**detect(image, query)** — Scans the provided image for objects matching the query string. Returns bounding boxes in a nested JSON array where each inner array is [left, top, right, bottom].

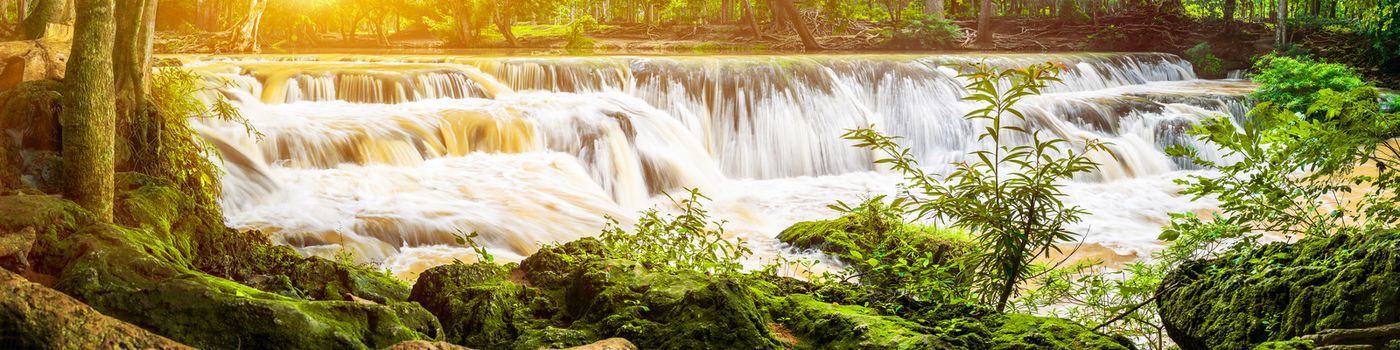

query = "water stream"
[[183, 53, 1253, 279]]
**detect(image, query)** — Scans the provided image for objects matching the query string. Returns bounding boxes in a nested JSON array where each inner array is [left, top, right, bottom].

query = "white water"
[[185, 53, 1252, 280]]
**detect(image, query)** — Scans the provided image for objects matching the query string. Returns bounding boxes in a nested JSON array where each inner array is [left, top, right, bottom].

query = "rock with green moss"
[[0, 267, 191, 349], [0, 174, 441, 349], [1158, 231, 1400, 350], [775, 294, 945, 349], [410, 237, 1132, 350], [777, 215, 970, 263], [410, 241, 784, 350]]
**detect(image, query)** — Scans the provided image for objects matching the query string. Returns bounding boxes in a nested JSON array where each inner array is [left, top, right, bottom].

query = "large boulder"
[[410, 238, 1133, 350], [1157, 231, 1400, 349], [0, 40, 65, 93], [0, 268, 189, 349], [0, 174, 442, 349]]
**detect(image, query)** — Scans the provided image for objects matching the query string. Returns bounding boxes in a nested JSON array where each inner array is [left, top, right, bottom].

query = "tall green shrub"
[[844, 62, 1109, 312]]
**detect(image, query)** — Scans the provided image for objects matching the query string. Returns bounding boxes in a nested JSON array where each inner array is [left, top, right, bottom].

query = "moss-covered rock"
[[410, 246, 783, 350], [0, 268, 190, 349], [410, 238, 1132, 350], [0, 174, 441, 349], [777, 215, 971, 264], [775, 294, 945, 349], [1157, 231, 1400, 350]]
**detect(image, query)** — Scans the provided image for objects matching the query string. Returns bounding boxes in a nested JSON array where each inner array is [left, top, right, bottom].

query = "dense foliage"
[[1249, 55, 1367, 112]]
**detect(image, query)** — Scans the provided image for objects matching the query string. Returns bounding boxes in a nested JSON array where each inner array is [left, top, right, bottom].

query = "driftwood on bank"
[[1302, 322, 1400, 349]]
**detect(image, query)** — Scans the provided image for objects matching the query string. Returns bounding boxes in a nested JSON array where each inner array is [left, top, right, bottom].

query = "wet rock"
[[0, 267, 190, 349], [1158, 231, 1400, 349]]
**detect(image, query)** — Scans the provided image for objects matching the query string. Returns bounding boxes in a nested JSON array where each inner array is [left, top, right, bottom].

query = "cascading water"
[[184, 53, 1252, 279]]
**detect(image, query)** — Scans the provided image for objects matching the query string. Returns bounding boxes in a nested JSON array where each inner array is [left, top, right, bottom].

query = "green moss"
[[409, 262, 549, 348], [0, 175, 441, 349], [1251, 339, 1314, 349], [1158, 231, 1400, 349], [776, 294, 943, 349], [519, 238, 603, 290], [778, 216, 969, 259], [979, 314, 1136, 350], [778, 217, 858, 254]]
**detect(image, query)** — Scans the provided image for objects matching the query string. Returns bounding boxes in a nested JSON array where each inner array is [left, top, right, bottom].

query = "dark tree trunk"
[[114, 0, 160, 175], [62, 0, 117, 222], [495, 12, 517, 47], [774, 0, 821, 50], [1224, 0, 1236, 34], [977, 0, 993, 46], [23, 0, 61, 39], [768, 0, 787, 30], [741, 0, 763, 39], [1276, 0, 1287, 46]]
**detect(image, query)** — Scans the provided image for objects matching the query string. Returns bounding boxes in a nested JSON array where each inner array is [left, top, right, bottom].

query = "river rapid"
[[180, 52, 1253, 280]]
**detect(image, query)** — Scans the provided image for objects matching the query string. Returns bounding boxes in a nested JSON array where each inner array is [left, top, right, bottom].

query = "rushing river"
[[181, 53, 1254, 280]]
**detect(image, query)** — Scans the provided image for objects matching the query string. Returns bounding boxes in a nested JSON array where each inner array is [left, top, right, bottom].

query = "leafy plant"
[[1016, 259, 1171, 350], [1250, 55, 1366, 114], [1184, 42, 1225, 77], [844, 62, 1109, 312], [451, 230, 497, 265], [887, 13, 962, 49], [596, 188, 751, 276], [1168, 85, 1400, 240], [146, 68, 257, 209], [564, 15, 598, 52]]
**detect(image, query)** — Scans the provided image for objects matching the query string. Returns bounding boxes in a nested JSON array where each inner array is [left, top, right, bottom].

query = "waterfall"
[[184, 53, 1253, 279]]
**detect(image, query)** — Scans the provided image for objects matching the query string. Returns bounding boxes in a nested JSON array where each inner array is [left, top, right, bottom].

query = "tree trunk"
[[774, 0, 821, 51], [769, 0, 787, 30], [62, 0, 117, 222], [741, 0, 763, 39], [16, 0, 27, 35], [977, 0, 993, 46], [224, 0, 266, 52], [495, 12, 517, 47], [23, 0, 61, 39], [1276, 0, 1287, 46], [115, 0, 159, 175], [1224, 0, 1236, 34], [925, 0, 946, 19]]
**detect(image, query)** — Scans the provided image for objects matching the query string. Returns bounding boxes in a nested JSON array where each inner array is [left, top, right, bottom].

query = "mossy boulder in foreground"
[[1158, 231, 1400, 349], [409, 238, 1134, 350], [0, 173, 441, 349]]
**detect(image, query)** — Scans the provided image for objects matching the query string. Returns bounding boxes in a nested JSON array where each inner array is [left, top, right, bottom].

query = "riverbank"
[[154, 12, 1397, 87]]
